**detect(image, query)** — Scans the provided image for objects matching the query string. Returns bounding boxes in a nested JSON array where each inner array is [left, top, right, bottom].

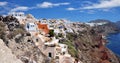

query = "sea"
[[107, 33, 120, 56]]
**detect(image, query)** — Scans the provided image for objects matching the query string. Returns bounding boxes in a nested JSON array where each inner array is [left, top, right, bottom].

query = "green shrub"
[[49, 30, 54, 37], [0, 22, 6, 39], [62, 40, 78, 58]]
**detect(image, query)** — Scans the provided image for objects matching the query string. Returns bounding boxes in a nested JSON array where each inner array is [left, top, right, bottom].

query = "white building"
[[8, 12, 26, 24], [85, 22, 107, 27], [25, 22, 37, 32], [59, 44, 68, 55], [24, 14, 40, 36], [40, 19, 48, 24], [44, 37, 59, 46]]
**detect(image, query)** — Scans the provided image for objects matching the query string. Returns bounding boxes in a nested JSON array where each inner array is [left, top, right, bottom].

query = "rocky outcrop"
[[115, 21, 120, 29], [0, 15, 48, 63], [0, 39, 23, 63], [7, 34, 48, 63], [0, 16, 25, 43], [89, 19, 111, 23], [89, 19, 120, 34], [74, 33, 120, 63]]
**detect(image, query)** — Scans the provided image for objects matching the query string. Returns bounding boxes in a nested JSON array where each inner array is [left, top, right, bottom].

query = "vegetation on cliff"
[[59, 24, 120, 63]]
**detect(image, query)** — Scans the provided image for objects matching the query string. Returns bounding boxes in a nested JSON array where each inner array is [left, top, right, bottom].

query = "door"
[[48, 52, 52, 57]]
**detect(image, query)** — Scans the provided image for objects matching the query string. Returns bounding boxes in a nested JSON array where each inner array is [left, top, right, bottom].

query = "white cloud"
[[37, 2, 70, 8], [59, 2, 70, 5], [0, 1, 8, 6], [10, 6, 29, 12], [82, 0, 120, 9], [66, 7, 77, 11], [37, 2, 53, 8]]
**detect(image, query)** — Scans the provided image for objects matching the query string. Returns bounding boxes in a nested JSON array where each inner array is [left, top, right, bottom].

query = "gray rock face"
[[0, 39, 23, 63], [7, 36, 47, 63]]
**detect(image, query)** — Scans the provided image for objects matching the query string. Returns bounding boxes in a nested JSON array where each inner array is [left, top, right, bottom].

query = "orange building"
[[37, 23, 49, 35]]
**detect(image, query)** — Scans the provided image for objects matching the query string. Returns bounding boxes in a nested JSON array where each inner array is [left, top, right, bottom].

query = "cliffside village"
[[7, 12, 107, 63]]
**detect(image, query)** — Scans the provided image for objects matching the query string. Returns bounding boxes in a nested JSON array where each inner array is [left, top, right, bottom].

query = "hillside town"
[[8, 12, 82, 63], [7, 12, 109, 63], [1, 0, 120, 63], [0, 12, 119, 63]]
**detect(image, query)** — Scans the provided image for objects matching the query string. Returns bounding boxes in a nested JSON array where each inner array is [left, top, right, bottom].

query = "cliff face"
[[60, 25, 120, 63], [74, 30, 119, 63], [7, 35, 47, 63], [89, 19, 120, 35], [0, 36, 47, 63], [116, 21, 120, 29], [0, 16, 47, 63], [0, 39, 23, 63], [90, 19, 120, 31]]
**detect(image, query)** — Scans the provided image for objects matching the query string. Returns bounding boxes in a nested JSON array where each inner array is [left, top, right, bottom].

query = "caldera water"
[[107, 33, 120, 56]]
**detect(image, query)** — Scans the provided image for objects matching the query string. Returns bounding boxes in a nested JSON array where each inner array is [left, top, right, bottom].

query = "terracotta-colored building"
[[37, 23, 49, 35]]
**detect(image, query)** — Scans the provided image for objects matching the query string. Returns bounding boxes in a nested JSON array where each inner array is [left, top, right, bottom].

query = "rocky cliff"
[[0, 39, 23, 63], [115, 21, 120, 29], [0, 16, 48, 63], [89, 19, 120, 35], [59, 24, 120, 63]]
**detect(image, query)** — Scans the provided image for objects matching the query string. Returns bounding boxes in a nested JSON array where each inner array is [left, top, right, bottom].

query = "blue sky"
[[0, 0, 120, 22]]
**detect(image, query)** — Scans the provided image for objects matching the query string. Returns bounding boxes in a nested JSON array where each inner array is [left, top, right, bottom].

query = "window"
[[31, 25, 34, 27], [63, 52, 65, 55], [36, 39, 38, 42], [26, 33, 31, 36], [48, 52, 52, 57], [27, 40, 31, 42], [19, 14, 22, 16], [64, 46, 66, 48], [27, 24, 29, 29], [15, 14, 17, 16]]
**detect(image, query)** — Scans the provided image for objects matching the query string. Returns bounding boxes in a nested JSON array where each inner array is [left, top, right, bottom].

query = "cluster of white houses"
[[85, 22, 107, 27], [9, 12, 69, 36], [8, 12, 75, 63]]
